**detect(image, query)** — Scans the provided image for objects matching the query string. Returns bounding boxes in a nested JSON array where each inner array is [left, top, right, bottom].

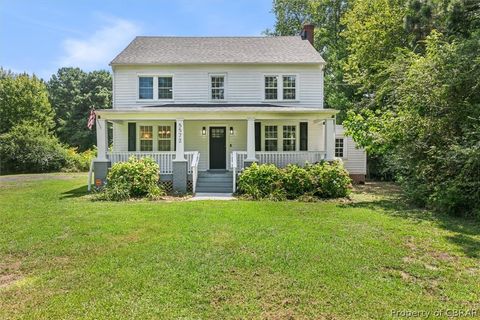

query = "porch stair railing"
[[231, 151, 238, 192], [191, 152, 200, 194]]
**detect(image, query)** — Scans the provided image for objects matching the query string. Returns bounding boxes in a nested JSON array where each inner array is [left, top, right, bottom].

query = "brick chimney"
[[301, 24, 315, 46]]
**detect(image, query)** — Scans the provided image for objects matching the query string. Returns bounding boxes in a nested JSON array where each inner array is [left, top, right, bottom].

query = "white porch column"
[[175, 118, 185, 161], [96, 118, 108, 160], [324, 118, 335, 161], [246, 117, 257, 161]]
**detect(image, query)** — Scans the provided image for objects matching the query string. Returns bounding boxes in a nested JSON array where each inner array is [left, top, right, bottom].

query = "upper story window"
[[265, 75, 297, 100], [283, 125, 296, 151], [211, 75, 225, 100], [264, 125, 278, 151], [283, 75, 296, 100], [158, 77, 173, 100], [139, 77, 154, 100], [140, 125, 153, 151], [335, 138, 344, 157], [265, 76, 278, 100]]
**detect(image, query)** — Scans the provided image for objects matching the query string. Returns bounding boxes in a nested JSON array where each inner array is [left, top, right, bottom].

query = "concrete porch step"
[[195, 171, 234, 193], [196, 186, 234, 193]]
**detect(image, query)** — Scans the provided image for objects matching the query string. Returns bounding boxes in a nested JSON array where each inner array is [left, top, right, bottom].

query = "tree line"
[[0, 67, 112, 173], [268, 0, 479, 217]]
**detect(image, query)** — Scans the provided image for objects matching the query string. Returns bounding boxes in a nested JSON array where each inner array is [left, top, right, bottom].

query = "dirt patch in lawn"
[[209, 267, 308, 318], [0, 258, 23, 289]]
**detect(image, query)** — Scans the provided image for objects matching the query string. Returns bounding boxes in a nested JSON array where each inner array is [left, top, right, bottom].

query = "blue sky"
[[0, 0, 275, 80]]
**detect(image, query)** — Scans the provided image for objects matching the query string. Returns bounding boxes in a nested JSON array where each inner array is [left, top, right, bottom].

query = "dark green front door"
[[209, 127, 226, 169]]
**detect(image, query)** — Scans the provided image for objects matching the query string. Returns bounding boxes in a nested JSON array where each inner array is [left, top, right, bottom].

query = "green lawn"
[[0, 174, 479, 319]]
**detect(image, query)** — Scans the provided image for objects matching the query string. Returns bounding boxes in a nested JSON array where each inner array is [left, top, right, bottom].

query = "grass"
[[0, 173, 479, 319]]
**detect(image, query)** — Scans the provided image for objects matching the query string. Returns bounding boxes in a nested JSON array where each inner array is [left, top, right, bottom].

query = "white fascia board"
[[96, 108, 338, 121]]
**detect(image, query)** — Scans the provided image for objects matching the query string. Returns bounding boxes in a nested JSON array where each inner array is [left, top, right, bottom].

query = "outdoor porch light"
[[202, 127, 206, 135], [230, 127, 234, 135]]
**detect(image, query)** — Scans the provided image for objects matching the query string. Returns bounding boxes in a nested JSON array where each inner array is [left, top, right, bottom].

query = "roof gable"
[[110, 36, 325, 65]]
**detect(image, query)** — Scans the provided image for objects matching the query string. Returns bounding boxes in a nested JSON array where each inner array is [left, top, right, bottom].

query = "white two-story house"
[[93, 25, 366, 194]]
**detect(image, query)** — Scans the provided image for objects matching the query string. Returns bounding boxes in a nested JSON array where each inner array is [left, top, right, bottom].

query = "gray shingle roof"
[[110, 36, 325, 65]]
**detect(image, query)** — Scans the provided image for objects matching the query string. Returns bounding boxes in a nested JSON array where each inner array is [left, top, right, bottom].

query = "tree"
[[345, 31, 480, 216], [267, 0, 354, 119], [0, 72, 54, 134], [47, 68, 112, 150], [269, 0, 480, 216], [0, 122, 68, 174], [341, 0, 408, 93]]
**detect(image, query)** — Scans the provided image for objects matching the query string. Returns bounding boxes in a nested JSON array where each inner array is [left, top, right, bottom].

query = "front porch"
[[93, 106, 337, 193]]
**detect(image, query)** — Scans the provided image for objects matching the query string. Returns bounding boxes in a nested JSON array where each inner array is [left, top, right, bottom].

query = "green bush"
[[282, 164, 313, 199], [0, 123, 67, 174], [306, 160, 352, 198], [237, 161, 352, 200], [237, 163, 285, 200], [63, 147, 97, 172], [97, 156, 165, 201]]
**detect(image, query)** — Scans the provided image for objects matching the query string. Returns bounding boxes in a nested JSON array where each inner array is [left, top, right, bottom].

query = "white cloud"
[[59, 17, 140, 70]]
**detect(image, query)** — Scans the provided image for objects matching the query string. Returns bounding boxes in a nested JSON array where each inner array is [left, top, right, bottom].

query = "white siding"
[[113, 64, 323, 108], [184, 120, 246, 171], [112, 119, 325, 171], [335, 125, 367, 174]]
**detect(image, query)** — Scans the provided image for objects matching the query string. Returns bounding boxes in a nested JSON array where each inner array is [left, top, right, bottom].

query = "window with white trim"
[[264, 76, 278, 100], [157, 125, 172, 151], [283, 125, 296, 151], [139, 77, 153, 99], [264, 125, 278, 151], [283, 75, 296, 100], [335, 138, 344, 157], [139, 126, 153, 151], [211, 75, 225, 100], [158, 77, 173, 99]]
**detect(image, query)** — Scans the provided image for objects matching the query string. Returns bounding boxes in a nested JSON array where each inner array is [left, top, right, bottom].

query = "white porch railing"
[[191, 152, 200, 193], [231, 151, 326, 171], [107, 151, 198, 174], [231, 151, 239, 192]]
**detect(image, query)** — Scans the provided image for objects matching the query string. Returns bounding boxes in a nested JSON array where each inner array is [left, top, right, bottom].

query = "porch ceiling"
[[96, 105, 338, 121]]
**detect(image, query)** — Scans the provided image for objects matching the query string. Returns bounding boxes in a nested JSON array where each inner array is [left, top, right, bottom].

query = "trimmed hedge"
[[237, 161, 352, 200], [95, 156, 165, 201]]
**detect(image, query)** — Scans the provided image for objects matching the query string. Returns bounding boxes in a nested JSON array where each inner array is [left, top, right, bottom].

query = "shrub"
[[282, 164, 313, 199], [421, 144, 479, 218], [237, 163, 285, 200], [63, 147, 97, 172], [306, 160, 352, 198], [94, 181, 131, 201], [97, 156, 165, 201], [0, 123, 67, 174], [237, 161, 352, 201]]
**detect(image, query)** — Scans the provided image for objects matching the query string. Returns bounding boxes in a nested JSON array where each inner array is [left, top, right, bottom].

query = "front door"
[[209, 127, 226, 169]]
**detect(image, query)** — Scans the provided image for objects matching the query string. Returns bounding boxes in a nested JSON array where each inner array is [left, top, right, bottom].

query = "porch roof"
[[96, 104, 338, 121]]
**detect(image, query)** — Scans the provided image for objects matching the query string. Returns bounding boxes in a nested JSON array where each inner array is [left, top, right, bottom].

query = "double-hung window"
[[211, 75, 225, 100], [264, 126, 278, 151], [283, 125, 296, 151], [157, 125, 172, 151], [335, 138, 344, 158], [139, 77, 153, 99], [283, 75, 296, 100], [139, 126, 153, 151], [158, 77, 173, 99], [264, 76, 278, 100]]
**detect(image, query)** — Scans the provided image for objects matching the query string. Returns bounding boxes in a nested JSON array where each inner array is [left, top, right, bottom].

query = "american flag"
[[87, 108, 96, 130]]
